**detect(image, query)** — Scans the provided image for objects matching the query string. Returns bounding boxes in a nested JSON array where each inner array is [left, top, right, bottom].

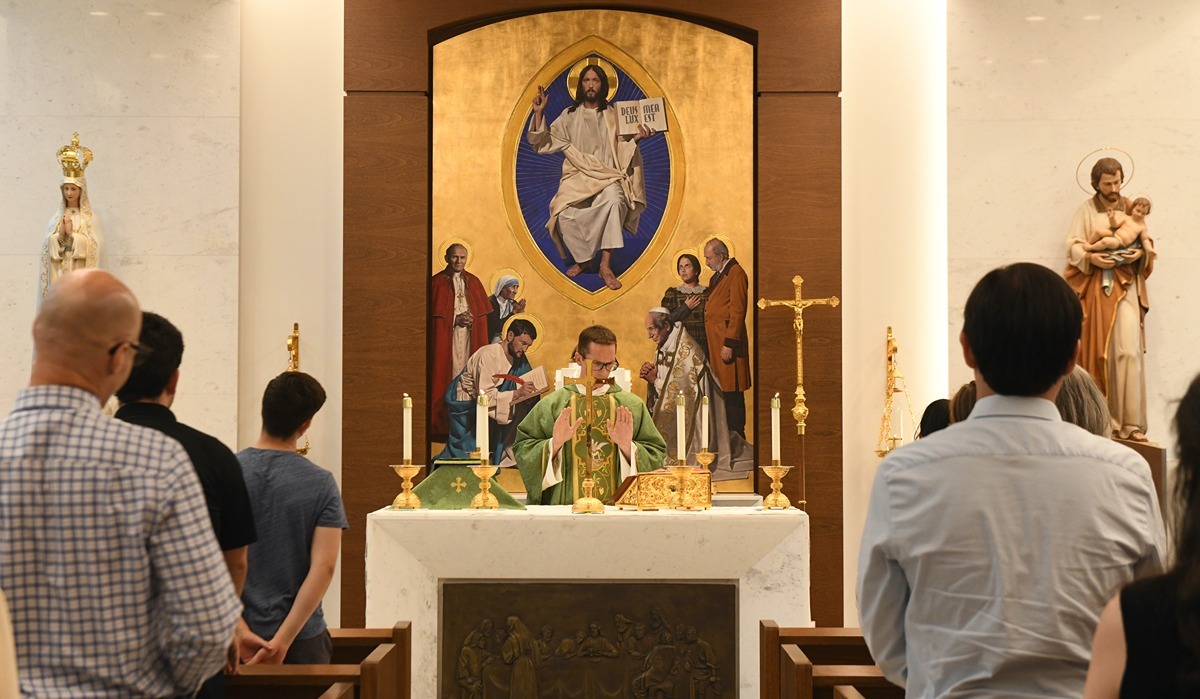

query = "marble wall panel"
[[0, 2, 239, 446], [949, 1, 1200, 452]]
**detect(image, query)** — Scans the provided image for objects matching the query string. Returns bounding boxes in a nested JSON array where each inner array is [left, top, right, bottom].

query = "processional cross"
[[756, 275, 840, 435], [561, 360, 615, 514]]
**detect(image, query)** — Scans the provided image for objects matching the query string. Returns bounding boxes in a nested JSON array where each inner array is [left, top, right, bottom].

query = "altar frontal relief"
[[441, 581, 736, 698], [431, 10, 756, 474]]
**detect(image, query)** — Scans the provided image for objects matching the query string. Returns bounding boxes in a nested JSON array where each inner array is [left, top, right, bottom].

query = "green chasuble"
[[514, 385, 666, 505]]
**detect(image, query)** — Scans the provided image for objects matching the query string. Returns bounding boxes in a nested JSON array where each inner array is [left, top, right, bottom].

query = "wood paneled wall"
[[344, 0, 843, 626]]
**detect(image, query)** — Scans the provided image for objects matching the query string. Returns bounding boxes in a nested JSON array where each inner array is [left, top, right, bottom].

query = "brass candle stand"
[[469, 450, 499, 510], [669, 457, 696, 510], [761, 459, 793, 510], [390, 459, 420, 510]]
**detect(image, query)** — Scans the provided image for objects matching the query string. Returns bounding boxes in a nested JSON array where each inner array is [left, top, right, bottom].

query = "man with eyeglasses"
[[0, 270, 242, 697], [514, 325, 666, 505]]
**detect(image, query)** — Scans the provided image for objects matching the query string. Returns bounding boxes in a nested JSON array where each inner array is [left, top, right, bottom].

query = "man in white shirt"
[[858, 262, 1166, 697]]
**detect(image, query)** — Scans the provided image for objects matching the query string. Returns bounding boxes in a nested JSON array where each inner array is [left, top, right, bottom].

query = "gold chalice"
[[469, 451, 499, 509]]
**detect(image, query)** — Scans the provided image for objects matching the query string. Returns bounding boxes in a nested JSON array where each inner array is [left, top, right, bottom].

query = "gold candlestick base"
[[572, 476, 605, 514], [670, 457, 700, 510], [761, 459, 792, 510], [390, 459, 420, 510], [468, 451, 498, 509]]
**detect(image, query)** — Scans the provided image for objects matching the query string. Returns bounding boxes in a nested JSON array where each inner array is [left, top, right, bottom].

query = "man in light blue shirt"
[[858, 263, 1166, 697]]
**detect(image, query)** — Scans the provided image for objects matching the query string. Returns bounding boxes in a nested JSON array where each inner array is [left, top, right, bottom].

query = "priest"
[[514, 325, 666, 504]]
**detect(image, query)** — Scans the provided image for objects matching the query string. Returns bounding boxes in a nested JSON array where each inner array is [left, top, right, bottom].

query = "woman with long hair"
[[1084, 374, 1200, 697], [660, 252, 709, 359]]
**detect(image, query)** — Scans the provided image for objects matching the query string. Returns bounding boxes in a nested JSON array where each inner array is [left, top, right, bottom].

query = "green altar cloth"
[[406, 462, 526, 510]]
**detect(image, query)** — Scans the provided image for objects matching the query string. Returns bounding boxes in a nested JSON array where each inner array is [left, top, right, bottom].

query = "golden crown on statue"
[[57, 132, 93, 178]]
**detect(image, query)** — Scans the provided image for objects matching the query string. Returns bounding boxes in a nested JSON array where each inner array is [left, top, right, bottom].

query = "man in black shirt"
[[116, 311, 259, 696]]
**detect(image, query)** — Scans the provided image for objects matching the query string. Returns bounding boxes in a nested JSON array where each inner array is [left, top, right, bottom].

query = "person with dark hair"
[[858, 262, 1165, 697], [1085, 374, 1200, 697], [436, 319, 541, 466], [916, 398, 950, 438], [514, 325, 665, 504], [0, 270, 241, 697], [660, 252, 709, 359], [1065, 156, 1155, 441], [115, 311, 260, 697], [237, 372, 347, 665], [528, 63, 654, 291], [430, 243, 490, 438]]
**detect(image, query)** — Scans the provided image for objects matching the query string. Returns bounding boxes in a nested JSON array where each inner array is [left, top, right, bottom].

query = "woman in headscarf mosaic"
[[487, 274, 526, 343]]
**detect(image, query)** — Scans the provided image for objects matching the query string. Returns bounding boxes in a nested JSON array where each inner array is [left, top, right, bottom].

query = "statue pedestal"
[[365, 505, 811, 697]]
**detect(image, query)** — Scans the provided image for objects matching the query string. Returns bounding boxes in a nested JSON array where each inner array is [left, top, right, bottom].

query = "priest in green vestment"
[[515, 325, 666, 505]]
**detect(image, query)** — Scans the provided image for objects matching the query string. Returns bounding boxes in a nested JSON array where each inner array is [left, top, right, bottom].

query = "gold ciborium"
[[469, 451, 499, 510], [761, 460, 792, 510], [390, 460, 420, 509], [572, 477, 605, 514]]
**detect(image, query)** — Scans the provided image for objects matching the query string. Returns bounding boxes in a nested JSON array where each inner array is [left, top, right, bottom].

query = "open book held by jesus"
[[615, 97, 669, 137]]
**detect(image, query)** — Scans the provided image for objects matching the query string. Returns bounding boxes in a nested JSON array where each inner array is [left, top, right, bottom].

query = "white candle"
[[675, 393, 686, 461], [701, 396, 709, 446], [771, 393, 781, 461], [476, 391, 489, 461], [402, 393, 412, 461]]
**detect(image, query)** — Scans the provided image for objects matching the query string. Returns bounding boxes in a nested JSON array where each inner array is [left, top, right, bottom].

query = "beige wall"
[[240, 0, 344, 625], [842, 0, 950, 624]]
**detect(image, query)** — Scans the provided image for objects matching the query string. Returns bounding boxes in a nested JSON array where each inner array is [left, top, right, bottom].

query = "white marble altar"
[[366, 505, 811, 698]]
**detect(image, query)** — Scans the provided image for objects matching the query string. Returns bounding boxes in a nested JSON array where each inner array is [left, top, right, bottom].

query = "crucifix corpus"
[[561, 359, 614, 514], [757, 275, 840, 435]]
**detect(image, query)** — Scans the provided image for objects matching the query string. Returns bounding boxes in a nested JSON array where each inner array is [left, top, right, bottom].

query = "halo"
[[488, 267, 524, 298], [701, 233, 737, 262], [670, 247, 702, 285], [1076, 147, 1135, 195], [501, 312, 544, 355], [435, 237, 474, 271], [566, 56, 620, 103]]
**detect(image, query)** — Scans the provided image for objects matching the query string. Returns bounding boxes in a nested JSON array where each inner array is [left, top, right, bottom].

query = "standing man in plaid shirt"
[[0, 270, 242, 697]]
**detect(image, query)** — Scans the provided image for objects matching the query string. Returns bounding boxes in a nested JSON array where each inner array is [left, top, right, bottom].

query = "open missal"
[[615, 97, 669, 137]]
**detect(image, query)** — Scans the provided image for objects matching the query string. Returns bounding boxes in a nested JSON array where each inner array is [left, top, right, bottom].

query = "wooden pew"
[[780, 644, 902, 699], [832, 687, 866, 699], [761, 621, 877, 699], [228, 642, 398, 699], [330, 621, 412, 698]]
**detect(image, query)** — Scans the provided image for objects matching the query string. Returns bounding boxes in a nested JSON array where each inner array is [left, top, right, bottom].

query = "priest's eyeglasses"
[[586, 359, 620, 372], [108, 341, 152, 367]]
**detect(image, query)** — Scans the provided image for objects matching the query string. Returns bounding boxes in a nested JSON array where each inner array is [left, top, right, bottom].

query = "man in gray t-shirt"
[[238, 371, 348, 665]]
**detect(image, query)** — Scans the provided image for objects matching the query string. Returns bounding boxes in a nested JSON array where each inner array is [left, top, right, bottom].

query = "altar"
[[365, 504, 811, 697]]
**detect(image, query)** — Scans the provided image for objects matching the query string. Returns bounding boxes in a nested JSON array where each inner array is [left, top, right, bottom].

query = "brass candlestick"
[[390, 459, 420, 510], [469, 450, 499, 510], [761, 459, 793, 510]]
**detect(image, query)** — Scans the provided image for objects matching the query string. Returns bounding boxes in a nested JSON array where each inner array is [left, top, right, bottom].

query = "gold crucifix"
[[561, 360, 614, 514], [757, 275, 840, 435]]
